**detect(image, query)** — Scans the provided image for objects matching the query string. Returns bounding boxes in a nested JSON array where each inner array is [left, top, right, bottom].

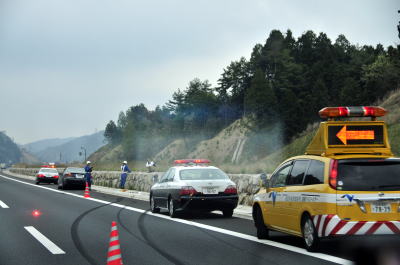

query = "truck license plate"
[[371, 202, 391, 213]]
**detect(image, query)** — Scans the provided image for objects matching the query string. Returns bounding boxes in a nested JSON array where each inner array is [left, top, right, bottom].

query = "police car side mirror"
[[259, 173, 269, 188]]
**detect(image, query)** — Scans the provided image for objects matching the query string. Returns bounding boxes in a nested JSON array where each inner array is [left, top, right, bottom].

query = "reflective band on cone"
[[107, 221, 123, 265], [84, 182, 91, 198]]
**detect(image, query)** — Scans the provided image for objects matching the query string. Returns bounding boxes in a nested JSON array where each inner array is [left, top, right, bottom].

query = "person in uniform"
[[84, 161, 93, 191], [120, 161, 131, 191]]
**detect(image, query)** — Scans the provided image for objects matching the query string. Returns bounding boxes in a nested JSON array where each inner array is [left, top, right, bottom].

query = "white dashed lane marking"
[[0, 200, 9, 208], [24, 226, 66, 255]]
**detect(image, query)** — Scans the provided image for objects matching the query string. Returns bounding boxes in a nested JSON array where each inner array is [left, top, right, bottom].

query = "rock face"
[[10, 168, 262, 205]]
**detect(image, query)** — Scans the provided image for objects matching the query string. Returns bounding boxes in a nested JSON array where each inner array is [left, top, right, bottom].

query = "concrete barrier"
[[9, 168, 262, 205]]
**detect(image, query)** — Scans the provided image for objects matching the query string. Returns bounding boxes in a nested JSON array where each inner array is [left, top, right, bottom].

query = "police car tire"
[[150, 195, 160, 213], [35, 180, 40, 185], [168, 198, 177, 218], [301, 214, 320, 252], [222, 208, 234, 218], [254, 206, 269, 239]]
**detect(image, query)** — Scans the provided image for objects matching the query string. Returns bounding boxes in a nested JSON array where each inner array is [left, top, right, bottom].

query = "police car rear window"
[[338, 160, 400, 191], [40, 168, 58, 173], [179, 169, 229, 180]]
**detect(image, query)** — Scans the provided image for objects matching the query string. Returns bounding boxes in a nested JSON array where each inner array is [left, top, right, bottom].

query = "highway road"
[[1, 171, 396, 265]]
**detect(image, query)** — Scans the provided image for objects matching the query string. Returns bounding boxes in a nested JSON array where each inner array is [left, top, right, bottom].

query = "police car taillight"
[[37, 174, 45, 178], [224, 185, 237, 194], [179, 186, 198, 196], [319, 106, 387, 119], [174, 159, 211, 165], [329, 159, 338, 189]]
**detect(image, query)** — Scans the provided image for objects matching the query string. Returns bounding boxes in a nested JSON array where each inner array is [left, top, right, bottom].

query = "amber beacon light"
[[319, 106, 387, 119]]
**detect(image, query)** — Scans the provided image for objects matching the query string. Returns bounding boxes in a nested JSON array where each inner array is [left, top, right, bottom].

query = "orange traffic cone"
[[106, 221, 123, 265], [84, 182, 91, 198]]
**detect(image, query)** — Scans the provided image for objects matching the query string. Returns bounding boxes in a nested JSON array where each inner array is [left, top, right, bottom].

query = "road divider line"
[[0, 200, 9, 208], [24, 226, 65, 254], [1, 174, 352, 264]]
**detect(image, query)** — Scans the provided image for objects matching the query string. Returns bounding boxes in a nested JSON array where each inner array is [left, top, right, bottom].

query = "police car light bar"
[[174, 159, 211, 165], [319, 106, 387, 119]]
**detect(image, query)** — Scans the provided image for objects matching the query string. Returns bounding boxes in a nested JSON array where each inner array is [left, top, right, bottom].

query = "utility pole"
[[81, 146, 87, 162]]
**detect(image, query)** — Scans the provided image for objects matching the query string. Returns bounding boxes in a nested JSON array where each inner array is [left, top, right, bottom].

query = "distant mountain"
[[23, 137, 77, 154], [33, 131, 106, 163], [0, 131, 22, 164]]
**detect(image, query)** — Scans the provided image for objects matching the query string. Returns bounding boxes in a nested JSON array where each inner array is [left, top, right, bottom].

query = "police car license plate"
[[203, 188, 218, 194], [371, 202, 391, 213], [76, 174, 84, 179]]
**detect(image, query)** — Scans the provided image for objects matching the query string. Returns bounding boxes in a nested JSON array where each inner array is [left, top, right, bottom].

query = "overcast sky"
[[1, 0, 399, 144]]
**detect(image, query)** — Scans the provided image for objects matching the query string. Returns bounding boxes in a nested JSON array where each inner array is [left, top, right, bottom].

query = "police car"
[[150, 159, 239, 218], [253, 106, 400, 251], [36, 166, 59, 185]]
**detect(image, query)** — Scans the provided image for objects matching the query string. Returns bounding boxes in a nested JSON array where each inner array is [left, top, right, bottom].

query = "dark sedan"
[[57, 167, 86, 190]]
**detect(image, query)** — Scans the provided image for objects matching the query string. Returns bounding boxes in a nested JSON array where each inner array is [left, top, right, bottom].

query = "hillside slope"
[[154, 119, 251, 166], [0, 131, 22, 164], [381, 89, 400, 156]]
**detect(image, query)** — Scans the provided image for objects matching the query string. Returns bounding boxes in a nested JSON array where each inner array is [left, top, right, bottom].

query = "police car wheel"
[[168, 198, 177, 218], [302, 214, 319, 251], [150, 195, 160, 213], [254, 206, 269, 239], [35, 181, 40, 185]]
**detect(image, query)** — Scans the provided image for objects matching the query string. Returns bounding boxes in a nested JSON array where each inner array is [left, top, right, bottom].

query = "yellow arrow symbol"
[[336, 126, 375, 145]]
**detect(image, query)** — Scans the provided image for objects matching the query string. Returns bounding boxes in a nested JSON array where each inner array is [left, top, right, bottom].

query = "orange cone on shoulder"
[[84, 182, 91, 198]]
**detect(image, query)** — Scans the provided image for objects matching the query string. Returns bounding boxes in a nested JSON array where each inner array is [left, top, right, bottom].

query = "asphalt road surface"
[[1, 171, 397, 265]]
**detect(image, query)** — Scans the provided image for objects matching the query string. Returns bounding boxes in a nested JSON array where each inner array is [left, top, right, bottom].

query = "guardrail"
[[9, 168, 263, 205]]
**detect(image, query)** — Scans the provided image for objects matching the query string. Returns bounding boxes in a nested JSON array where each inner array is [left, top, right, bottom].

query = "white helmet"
[[87, 161, 91, 164], [123, 161, 127, 164]]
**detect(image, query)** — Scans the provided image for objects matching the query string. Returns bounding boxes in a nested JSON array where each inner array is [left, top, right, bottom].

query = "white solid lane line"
[[0, 200, 9, 208], [24, 226, 65, 255], [1, 174, 352, 264]]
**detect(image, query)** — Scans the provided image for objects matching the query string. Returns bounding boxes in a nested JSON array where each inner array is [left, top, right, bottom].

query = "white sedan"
[[150, 159, 239, 218]]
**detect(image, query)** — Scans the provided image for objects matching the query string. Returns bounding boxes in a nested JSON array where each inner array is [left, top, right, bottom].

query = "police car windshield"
[[338, 160, 400, 191], [179, 168, 229, 180], [40, 168, 58, 173]]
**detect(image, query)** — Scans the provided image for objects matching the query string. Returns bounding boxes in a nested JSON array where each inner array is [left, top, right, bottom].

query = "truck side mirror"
[[259, 173, 269, 188]]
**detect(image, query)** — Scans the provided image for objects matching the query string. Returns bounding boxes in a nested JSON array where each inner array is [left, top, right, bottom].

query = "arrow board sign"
[[328, 125, 384, 146]]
